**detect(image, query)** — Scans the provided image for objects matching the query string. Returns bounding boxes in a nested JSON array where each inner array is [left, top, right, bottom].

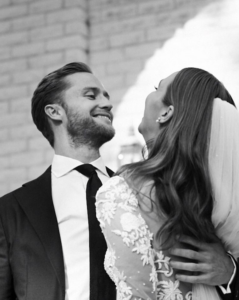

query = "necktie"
[[75, 164, 116, 300]]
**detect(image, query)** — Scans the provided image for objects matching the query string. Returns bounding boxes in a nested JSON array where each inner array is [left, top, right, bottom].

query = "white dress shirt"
[[51, 154, 110, 300]]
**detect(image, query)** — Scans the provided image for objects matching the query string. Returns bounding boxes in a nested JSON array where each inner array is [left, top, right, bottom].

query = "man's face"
[[62, 72, 115, 148]]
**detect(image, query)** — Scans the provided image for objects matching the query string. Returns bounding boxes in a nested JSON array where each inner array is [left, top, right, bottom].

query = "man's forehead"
[[66, 72, 104, 89]]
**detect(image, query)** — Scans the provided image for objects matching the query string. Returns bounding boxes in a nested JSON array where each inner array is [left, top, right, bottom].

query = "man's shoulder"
[[0, 186, 22, 206], [22, 165, 51, 189], [0, 166, 51, 207]]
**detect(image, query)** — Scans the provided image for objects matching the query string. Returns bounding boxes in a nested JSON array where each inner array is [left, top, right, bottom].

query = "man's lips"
[[92, 113, 113, 122]]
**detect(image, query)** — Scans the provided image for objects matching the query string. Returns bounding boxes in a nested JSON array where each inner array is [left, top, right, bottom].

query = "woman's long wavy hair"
[[117, 67, 235, 247]]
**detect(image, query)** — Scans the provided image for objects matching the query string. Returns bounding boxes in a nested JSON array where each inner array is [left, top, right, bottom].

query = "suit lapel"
[[14, 166, 65, 291]]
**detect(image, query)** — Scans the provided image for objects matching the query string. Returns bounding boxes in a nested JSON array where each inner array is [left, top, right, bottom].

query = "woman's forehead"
[[160, 71, 178, 87]]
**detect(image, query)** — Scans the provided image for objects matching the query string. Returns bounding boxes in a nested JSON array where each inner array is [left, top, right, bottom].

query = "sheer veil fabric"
[[193, 98, 239, 299]]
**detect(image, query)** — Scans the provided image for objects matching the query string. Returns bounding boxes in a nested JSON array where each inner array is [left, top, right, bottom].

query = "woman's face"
[[138, 72, 178, 142]]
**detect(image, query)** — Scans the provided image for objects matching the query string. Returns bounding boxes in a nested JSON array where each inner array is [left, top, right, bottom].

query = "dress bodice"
[[96, 176, 192, 300]]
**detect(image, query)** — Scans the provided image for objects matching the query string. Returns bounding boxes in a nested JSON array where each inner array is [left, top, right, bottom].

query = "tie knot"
[[75, 164, 96, 178]]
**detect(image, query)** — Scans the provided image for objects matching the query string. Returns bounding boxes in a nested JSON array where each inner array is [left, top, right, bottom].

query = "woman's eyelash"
[[154, 86, 158, 90]]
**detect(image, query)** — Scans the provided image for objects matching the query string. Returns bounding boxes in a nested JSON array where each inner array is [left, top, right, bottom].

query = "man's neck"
[[54, 143, 100, 163]]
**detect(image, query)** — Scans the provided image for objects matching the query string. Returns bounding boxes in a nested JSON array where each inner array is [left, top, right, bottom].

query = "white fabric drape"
[[193, 98, 239, 300]]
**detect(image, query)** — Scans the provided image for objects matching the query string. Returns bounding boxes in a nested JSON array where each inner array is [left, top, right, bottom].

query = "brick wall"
[[0, 0, 239, 195], [0, 0, 88, 196], [89, 0, 218, 107]]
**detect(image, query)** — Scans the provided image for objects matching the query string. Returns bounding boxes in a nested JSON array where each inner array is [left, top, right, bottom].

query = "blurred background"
[[0, 0, 239, 196]]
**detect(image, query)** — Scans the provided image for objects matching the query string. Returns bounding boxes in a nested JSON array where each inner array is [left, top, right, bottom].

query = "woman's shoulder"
[[96, 175, 138, 206], [97, 175, 129, 196], [95, 175, 140, 229]]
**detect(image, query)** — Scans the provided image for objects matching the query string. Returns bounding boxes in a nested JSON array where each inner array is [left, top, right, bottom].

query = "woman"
[[96, 68, 239, 300]]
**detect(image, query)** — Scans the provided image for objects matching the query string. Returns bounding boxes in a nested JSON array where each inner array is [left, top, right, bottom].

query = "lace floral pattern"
[[155, 251, 173, 277], [105, 248, 134, 300], [96, 176, 192, 300], [157, 280, 183, 300]]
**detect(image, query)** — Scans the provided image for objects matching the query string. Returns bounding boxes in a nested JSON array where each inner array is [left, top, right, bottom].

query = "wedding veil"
[[193, 98, 239, 300], [209, 98, 239, 256]]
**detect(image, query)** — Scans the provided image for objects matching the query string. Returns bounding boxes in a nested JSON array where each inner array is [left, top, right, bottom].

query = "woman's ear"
[[158, 105, 174, 124], [45, 104, 63, 122]]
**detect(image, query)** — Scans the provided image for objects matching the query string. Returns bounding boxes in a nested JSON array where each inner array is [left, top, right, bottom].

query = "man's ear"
[[45, 104, 63, 122], [158, 105, 174, 124]]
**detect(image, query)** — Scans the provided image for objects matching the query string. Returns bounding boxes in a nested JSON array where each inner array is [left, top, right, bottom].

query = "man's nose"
[[99, 97, 113, 111]]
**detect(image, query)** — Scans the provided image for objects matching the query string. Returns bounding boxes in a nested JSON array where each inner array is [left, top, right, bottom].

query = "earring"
[[156, 117, 161, 123]]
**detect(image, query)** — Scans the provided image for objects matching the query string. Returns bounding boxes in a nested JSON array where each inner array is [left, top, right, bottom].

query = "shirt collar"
[[52, 154, 109, 178]]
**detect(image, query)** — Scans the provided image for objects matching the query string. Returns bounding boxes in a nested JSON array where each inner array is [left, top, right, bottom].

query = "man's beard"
[[65, 107, 115, 149]]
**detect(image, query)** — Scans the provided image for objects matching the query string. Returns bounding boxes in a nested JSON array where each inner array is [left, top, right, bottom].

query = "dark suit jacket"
[[233, 259, 239, 299], [216, 257, 239, 300], [230, 258, 239, 300], [0, 167, 65, 300]]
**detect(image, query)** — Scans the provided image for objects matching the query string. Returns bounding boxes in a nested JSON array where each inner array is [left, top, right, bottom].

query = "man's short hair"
[[31, 62, 92, 147]]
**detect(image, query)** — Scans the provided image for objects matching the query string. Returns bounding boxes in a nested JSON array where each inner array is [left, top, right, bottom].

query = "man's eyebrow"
[[82, 87, 110, 99]]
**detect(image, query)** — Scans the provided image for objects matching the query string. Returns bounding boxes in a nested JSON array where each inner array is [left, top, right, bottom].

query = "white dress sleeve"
[[96, 176, 156, 300]]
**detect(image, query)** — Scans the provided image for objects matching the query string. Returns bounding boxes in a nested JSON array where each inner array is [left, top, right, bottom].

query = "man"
[[0, 62, 116, 300], [0, 62, 238, 300]]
